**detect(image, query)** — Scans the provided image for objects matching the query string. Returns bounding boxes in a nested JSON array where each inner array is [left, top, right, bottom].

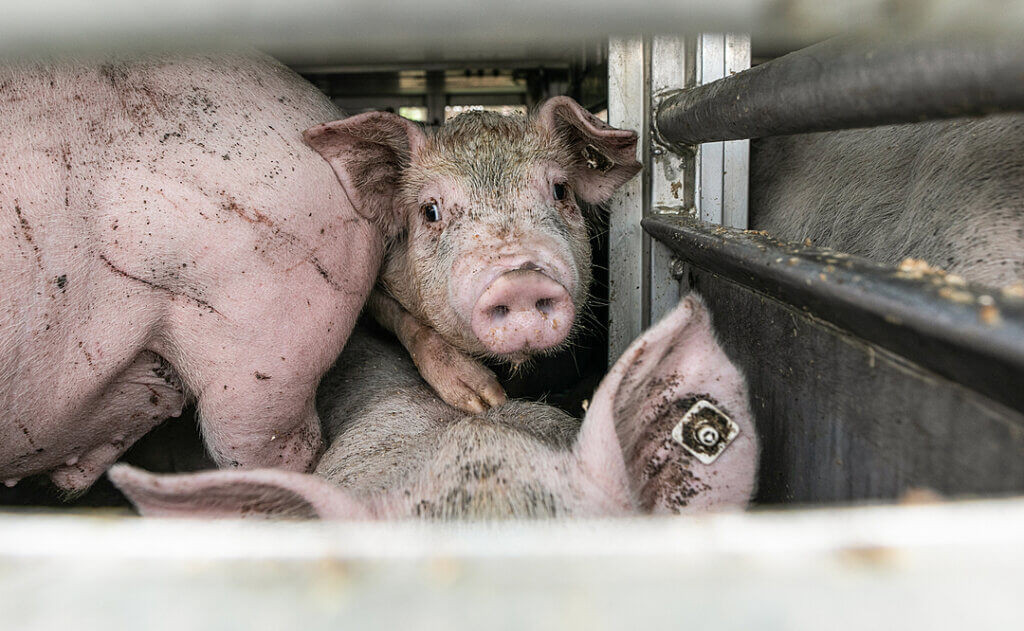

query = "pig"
[[302, 99, 642, 413], [109, 296, 759, 520], [751, 113, 1024, 287], [0, 54, 395, 492]]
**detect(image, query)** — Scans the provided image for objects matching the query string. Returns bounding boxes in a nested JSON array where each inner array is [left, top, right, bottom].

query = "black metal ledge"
[[644, 214, 1024, 413], [655, 36, 1024, 146]]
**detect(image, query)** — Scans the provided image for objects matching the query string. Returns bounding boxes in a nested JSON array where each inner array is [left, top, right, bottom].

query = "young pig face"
[[109, 295, 760, 521], [305, 98, 641, 364], [394, 115, 593, 361]]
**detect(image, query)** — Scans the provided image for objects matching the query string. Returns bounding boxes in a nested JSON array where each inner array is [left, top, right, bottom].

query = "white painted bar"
[[647, 36, 689, 324], [3, 498, 1024, 629], [606, 37, 647, 364], [695, 33, 751, 229], [1, 1, 1022, 64]]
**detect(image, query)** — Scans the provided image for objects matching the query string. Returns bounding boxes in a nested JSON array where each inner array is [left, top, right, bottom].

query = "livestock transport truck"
[[2, 1, 1024, 629]]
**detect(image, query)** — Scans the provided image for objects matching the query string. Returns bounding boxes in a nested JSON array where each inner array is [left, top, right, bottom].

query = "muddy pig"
[[303, 98, 641, 413], [0, 54, 407, 492], [751, 113, 1024, 287], [110, 296, 759, 520]]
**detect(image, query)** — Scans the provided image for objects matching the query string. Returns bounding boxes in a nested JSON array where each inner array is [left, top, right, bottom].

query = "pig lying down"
[[304, 98, 641, 413], [751, 114, 1024, 287], [0, 53, 640, 493], [111, 297, 760, 520]]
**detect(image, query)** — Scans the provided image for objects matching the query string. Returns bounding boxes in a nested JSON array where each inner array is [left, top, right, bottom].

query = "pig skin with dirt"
[[303, 98, 642, 413], [751, 114, 1024, 287], [0, 54, 387, 492], [110, 295, 760, 520]]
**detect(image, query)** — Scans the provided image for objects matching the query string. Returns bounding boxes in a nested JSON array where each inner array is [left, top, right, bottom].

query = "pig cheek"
[[413, 224, 470, 340]]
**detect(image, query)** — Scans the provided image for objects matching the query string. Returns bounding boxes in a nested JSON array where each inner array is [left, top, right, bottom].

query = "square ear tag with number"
[[670, 399, 740, 465]]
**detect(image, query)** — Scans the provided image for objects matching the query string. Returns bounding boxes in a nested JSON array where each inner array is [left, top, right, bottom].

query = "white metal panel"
[[647, 36, 690, 324], [3, 499, 1024, 629], [606, 37, 647, 364], [609, 34, 751, 335], [695, 33, 751, 229], [723, 34, 752, 228]]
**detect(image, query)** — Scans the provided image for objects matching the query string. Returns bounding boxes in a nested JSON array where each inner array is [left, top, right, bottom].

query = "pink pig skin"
[[110, 294, 759, 520], [0, 54, 383, 492]]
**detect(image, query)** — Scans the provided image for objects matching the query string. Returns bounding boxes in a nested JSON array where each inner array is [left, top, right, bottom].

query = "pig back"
[[0, 54, 381, 484], [751, 113, 1024, 287], [314, 325, 583, 515]]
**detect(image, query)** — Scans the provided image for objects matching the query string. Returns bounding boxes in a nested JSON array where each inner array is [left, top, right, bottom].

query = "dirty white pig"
[[751, 113, 1024, 287], [303, 98, 641, 413], [0, 54, 394, 492], [110, 296, 759, 520]]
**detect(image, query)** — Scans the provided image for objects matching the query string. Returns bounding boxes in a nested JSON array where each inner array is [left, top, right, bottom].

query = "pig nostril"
[[490, 305, 509, 319], [535, 298, 554, 314]]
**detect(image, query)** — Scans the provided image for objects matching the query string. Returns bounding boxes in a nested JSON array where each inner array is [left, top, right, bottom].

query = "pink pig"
[[0, 54, 391, 491], [303, 98, 641, 413], [111, 296, 760, 520], [1, 53, 643, 494]]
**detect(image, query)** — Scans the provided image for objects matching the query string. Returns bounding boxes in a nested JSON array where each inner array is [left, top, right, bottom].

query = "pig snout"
[[470, 269, 574, 355]]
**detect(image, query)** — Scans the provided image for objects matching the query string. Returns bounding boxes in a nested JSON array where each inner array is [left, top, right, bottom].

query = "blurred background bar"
[[3, 0, 1024, 64]]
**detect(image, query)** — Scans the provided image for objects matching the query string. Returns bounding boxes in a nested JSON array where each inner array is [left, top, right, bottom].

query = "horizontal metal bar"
[[655, 36, 1024, 145], [4, 498, 1024, 629], [643, 214, 1024, 413], [4, 1, 1024, 65]]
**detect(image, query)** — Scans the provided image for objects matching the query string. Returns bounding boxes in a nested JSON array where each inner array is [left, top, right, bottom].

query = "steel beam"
[[656, 35, 1024, 145]]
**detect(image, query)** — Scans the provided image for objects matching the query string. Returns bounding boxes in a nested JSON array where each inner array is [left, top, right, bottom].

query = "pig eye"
[[552, 182, 568, 201], [421, 201, 442, 223]]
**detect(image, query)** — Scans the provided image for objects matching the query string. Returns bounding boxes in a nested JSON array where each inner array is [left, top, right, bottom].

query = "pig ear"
[[576, 294, 759, 514], [536, 96, 642, 204], [108, 464, 373, 520], [303, 112, 427, 238]]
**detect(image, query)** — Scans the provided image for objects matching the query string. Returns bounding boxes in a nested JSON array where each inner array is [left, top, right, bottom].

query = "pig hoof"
[[410, 331, 506, 413]]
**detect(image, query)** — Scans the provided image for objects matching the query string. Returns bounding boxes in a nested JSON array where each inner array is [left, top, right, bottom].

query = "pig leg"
[[48, 351, 186, 492], [368, 290, 506, 413], [167, 317, 329, 473], [193, 383, 321, 474]]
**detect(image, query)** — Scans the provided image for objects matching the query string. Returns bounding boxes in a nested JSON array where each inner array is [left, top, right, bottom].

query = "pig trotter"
[[369, 288, 507, 413], [408, 325, 506, 413]]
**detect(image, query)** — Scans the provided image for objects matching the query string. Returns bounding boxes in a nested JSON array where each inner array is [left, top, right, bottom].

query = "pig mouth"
[[469, 268, 576, 358]]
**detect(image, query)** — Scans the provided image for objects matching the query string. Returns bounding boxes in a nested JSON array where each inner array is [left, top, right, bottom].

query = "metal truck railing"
[[655, 36, 1024, 147]]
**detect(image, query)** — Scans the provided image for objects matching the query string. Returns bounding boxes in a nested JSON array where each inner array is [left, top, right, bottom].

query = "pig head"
[[110, 295, 759, 520], [302, 98, 642, 412]]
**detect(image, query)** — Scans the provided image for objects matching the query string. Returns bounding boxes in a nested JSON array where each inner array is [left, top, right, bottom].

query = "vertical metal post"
[[425, 70, 446, 125], [607, 34, 750, 363], [648, 36, 691, 326], [695, 33, 751, 229], [607, 37, 648, 364]]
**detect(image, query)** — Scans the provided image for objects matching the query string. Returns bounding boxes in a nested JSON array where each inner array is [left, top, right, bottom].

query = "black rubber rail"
[[655, 36, 1024, 146], [643, 214, 1024, 413]]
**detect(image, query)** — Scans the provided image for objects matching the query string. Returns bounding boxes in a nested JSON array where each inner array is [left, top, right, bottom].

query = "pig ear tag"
[[582, 144, 614, 173], [670, 399, 740, 465]]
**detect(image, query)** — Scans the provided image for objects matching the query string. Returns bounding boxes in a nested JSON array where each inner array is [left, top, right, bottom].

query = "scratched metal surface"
[[1, 499, 1023, 629]]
